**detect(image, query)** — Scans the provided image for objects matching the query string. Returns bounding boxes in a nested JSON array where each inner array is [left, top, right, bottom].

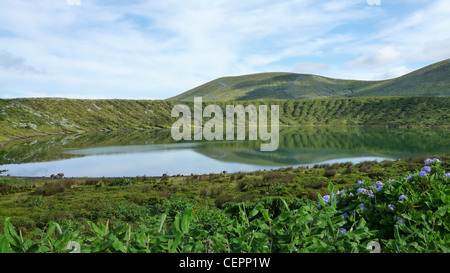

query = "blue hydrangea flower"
[[419, 171, 427, 177], [404, 174, 415, 182], [422, 166, 431, 173], [339, 228, 347, 235], [318, 195, 331, 207], [365, 190, 375, 198], [396, 217, 405, 225], [399, 194, 407, 200], [356, 188, 366, 193], [424, 158, 434, 166]]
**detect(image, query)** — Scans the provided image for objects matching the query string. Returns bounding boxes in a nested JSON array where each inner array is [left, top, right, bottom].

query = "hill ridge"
[[170, 58, 450, 101]]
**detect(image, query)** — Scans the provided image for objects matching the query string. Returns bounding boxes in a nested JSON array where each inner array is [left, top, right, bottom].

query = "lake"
[[0, 127, 449, 177]]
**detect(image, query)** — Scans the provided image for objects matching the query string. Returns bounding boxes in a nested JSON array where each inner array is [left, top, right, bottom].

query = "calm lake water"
[[0, 127, 449, 177]]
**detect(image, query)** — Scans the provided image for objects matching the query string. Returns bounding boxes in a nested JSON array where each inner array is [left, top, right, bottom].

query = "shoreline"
[[2, 154, 449, 180]]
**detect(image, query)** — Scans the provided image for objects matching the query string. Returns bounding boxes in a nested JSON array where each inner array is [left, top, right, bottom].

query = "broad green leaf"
[[0, 234, 10, 253], [158, 213, 167, 233], [317, 193, 326, 208], [181, 207, 194, 234], [170, 233, 183, 253], [44, 222, 58, 241], [88, 221, 103, 236], [328, 182, 334, 196], [281, 198, 290, 211], [3, 218, 21, 248], [249, 203, 264, 219], [174, 213, 181, 233], [261, 208, 271, 222]]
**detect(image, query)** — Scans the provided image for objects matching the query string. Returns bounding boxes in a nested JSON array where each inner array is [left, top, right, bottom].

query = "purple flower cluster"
[[404, 174, 415, 182], [445, 173, 450, 178], [375, 181, 384, 192], [319, 194, 331, 207], [396, 217, 405, 225], [399, 194, 407, 201], [356, 187, 375, 198], [424, 158, 441, 166]]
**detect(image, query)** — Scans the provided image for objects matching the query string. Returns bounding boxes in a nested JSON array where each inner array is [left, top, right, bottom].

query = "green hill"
[[169, 59, 450, 102], [0, 98, 177, 142]]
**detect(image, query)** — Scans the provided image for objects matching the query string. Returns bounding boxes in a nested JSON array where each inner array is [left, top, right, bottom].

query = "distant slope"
[[169, 59, 450, 102]]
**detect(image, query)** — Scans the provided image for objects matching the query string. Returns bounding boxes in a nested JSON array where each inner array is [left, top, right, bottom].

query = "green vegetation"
[[197, 96, 450, 128], [0, 98, 177, 142], [0, 156, 449, 253], [1, 96, 448, 142], [170, 58, 450, 101]]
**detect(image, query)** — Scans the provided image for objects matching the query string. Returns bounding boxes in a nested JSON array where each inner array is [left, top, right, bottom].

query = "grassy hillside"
[[182, 96, 450, 128], [170, 59, 450, 102], [0, 98, 177, 142], [0, 96, 448, 142]]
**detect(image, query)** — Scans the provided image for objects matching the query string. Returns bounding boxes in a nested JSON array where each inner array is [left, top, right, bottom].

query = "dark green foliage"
[[110, 178, 134, 186]]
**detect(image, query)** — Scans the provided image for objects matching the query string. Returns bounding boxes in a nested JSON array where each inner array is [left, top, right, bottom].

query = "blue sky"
[[0, 0, 449, 99]]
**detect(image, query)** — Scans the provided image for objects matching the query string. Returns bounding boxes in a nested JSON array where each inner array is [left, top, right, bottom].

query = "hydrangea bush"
[[318, 157, 450, 252]]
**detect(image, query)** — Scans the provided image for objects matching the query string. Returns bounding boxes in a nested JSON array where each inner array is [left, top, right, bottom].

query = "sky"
[[0, 0, 449, 100]]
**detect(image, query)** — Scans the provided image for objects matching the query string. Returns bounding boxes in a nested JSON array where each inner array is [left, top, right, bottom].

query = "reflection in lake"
[[0, 127, 449, 177]]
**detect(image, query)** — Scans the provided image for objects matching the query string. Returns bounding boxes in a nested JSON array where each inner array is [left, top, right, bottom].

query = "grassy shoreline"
[[1, 154, 448, 229]]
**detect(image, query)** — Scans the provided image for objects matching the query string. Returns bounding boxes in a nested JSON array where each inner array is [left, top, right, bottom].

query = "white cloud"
[[0, 0, 449, 99], [346, 45, 403, 69], [0, 50, 44, 74], [381, 66, 413, 79]]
